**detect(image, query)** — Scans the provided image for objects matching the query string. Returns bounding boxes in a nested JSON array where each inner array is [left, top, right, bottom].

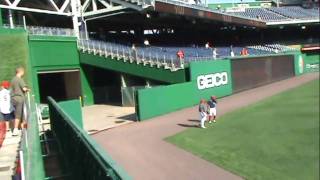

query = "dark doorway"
[[38, 70, 82, 103]]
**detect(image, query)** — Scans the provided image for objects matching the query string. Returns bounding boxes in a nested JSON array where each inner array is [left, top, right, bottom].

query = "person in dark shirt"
[[207, 96, 217, 123], [11, 67, 29, 136]]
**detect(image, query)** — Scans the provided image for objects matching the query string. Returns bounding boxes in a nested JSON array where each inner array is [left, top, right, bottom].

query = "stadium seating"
[[78, 38, 296, 71], [267, 6, 320, 20], [231, 8, 289, 22], [227, 6, 319, 22]]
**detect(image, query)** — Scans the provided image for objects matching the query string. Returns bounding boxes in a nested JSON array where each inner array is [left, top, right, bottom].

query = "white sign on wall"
[[197, 72, 228, 90]]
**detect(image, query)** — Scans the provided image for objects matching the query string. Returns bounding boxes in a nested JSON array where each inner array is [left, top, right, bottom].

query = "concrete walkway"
[[0, 124, 21, 180], [92, 73, 319, 180], [83, 105, 135, 134]]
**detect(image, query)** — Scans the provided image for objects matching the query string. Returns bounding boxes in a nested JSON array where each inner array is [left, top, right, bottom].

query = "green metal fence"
[[47, 97, 131, 180], [20, 94, 46, 180]]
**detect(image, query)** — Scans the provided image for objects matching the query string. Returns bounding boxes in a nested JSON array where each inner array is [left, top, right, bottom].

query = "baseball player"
[[208, 96, 217, 123]]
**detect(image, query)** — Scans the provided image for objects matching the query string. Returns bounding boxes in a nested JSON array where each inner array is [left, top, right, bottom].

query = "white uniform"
[[209, 108, 217, 116], [0, 89, 14, 114]]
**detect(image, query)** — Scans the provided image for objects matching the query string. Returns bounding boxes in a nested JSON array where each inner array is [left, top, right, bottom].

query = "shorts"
[[0, 112, 15, 121], [209, 108, 217, 116], [12, 96, 25, 120]]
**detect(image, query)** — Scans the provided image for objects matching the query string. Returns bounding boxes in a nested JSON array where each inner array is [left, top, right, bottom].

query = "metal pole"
[[84, 20, 89, 40], [9, 10, 14, 28], [71, 0, 80, 39], [19, 150, 26, 180], [23, 15, 27, 30]]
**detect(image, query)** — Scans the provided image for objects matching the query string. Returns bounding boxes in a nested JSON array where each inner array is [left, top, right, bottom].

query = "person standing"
[[199, 99, 208, 129], [176, 49, 185, 68], [0, 81, 15, 137], [230, 45, 235, 57], [208, 96, 217, 123], [213, 48, 218, 60], [11, 67, 29, 136], [131, 43, 137, 60]]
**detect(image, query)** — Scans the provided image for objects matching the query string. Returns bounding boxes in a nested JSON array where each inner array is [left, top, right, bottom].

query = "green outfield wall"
[[137, 60, 232, 120], [303, 53, 320, 73], [137, 52, 311, 121], [293, 52, 319, 75]]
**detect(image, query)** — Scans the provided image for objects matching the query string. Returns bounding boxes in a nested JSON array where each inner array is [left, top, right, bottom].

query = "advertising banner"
[[137, 60, 233, 120]]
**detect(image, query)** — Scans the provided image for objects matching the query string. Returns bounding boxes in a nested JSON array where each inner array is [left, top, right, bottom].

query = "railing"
[[78, 39, 185, 71], [47, 97, 131, 180], [247, 44, 297, 53], [27, 26, 75, 36], [2, 24, 75, 37], [20, 93, 46, 180], [78, 39, 299, 70]]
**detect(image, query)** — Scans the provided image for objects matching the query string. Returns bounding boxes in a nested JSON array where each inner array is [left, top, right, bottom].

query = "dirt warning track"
[[92, 73, 319, 180]]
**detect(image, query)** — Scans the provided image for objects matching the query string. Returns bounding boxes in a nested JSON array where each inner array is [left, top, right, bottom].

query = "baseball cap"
[[1, 81, 10, 89]]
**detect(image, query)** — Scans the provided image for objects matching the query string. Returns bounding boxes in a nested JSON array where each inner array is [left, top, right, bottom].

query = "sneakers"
[[201, 126, 206, 129], [5, 130, 12, 138], [209, 121, 212, 124], [12, 128, 20, 136], [213, 120, 216, 123]]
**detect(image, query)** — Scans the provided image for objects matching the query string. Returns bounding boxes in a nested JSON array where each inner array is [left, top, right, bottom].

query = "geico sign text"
[[197, 72, 228, 90]]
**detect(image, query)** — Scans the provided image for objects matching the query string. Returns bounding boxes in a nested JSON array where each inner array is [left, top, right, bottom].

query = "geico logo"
[[306, 63, 319, 69], [197, 72, 228, 90]]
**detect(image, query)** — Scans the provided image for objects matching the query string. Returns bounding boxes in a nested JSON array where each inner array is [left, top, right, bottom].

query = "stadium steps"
[[79, 51, 187, 84], [0, 134, 21, 180]]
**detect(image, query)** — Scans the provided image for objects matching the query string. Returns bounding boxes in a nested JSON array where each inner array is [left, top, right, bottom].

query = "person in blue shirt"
[[207, 96, 217, 123]]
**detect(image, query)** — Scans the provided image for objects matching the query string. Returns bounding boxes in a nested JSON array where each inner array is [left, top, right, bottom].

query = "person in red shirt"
[[176, 49, 185, 68], [177, 50, 184, 59], [240, 48, 249, 56]]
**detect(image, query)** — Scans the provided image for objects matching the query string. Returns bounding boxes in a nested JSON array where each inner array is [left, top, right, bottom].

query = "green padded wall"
[[58, 99, 83, 128], [303, 53, 320, 73]]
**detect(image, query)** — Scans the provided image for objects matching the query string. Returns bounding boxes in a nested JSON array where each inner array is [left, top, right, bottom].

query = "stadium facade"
[[0, 0, 319, 179]]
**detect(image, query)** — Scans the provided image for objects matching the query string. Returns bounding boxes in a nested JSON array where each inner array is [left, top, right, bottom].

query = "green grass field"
[[167, 80, 319, 180], [0, 29, 28, 81]]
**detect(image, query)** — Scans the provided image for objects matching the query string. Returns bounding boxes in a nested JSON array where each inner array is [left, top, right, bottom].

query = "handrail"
[[78, 39, 184, 72], [47, 97, 131, 180], [20, 93, 46, 180]]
